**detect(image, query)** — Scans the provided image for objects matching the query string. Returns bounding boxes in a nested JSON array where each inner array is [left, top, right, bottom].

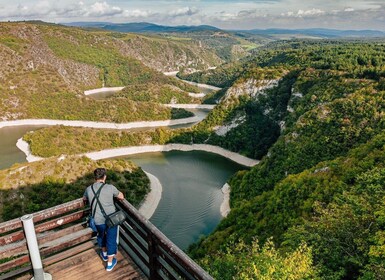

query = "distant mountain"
[[241, 28, 385, 38], [63, 22, 220, 33], [63, 22, 385, 38], [61, 21, 111, 28]]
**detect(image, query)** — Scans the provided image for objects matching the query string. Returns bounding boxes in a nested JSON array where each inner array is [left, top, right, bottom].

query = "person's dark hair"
[[94, 168, 107, 180]]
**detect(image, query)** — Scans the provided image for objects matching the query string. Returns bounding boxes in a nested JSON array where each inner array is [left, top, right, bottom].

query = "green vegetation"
[[186, 40, 385, 279], [0, 35, 26, 53], [23, 126, 175, 157], [177, 62, 245, 88], [0, 22, 210, 122], [115, 84, 198, 104], [199, 239, 318, 280], [0, 156, 149, 221], [5, 23, 385, 279]]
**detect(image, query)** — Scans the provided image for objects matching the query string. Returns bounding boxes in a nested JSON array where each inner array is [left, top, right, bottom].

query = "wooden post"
[[20, 214, 52, 280], [148, 234, 160, 280]]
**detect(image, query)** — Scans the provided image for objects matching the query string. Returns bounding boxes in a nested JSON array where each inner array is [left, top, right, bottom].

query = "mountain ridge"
[[63, 21, 385, 38], [62, 21, 221, 33]]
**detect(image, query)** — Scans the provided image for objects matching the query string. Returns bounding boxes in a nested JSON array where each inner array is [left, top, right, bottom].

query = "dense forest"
[[184, 40, 385, 279]]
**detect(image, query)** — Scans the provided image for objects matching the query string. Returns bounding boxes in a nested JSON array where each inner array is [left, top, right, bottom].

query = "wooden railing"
[[0, 198, 213, 280], [115, 199, 213, 280], [0, 198, 91, 280]]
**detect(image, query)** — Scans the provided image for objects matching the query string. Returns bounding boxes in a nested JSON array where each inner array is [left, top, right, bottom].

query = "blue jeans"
[[95, 224, 118, 256]]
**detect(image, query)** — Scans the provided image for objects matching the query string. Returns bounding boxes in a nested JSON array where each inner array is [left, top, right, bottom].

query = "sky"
[[0, 0, 385, 30]]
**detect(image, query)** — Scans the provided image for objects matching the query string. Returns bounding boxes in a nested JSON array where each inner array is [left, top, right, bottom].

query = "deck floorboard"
[[16, 245, 146, 280]]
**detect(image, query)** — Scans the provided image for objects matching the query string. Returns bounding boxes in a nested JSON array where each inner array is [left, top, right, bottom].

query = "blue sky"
[[1, 0, 384, 30]]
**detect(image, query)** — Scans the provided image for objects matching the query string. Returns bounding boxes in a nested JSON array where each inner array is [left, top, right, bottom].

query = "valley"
[[1, 19, 385, 279]]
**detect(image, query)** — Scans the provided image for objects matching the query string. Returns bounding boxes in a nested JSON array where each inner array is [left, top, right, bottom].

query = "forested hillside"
[[183, 40, 385, 279], [0, 22, 219, 122]]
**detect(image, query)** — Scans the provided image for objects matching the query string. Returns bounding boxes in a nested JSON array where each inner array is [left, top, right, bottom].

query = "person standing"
[[84, 168, 125, 272]]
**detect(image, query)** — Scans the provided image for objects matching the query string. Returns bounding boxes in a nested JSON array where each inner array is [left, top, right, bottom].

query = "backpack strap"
[[91, 183, 105, 218], [91, 183, 108, 219]]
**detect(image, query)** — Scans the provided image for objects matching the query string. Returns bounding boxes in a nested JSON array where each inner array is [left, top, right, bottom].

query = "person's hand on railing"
[[116, 191, 125, 201]]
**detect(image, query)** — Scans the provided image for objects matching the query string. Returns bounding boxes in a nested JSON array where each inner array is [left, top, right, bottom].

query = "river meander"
[[120, 151, 243, 249], [0, 81, 246, 250], [0, 127, 244, 249]]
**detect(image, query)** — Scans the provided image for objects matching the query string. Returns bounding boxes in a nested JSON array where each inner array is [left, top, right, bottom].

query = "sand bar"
[[0, 117, 200, 129], [163, 71, 222, 91], [84, 87, 125, 96], [16, 138, 44, 162], [165, 104, 215, 109], [138, 172, 162, 219], [85, 144, 259, 167]]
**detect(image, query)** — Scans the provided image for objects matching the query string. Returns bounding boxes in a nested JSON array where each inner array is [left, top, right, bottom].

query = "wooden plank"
[[39, 228, 93, 257], [0, 265, 31, 280], [38, 224, 86, 246], [43, 241, 96, 267], [14, 248, 146, 280], [0, 224, 86, 259], [0, 241, 27, 260], [0, 210, 85, 247], [120, 235, 149, 268], [34, 210, 86, 233], [0, 229, 24, 246], [0, 198, 85, 234], [44, 248, 145, 280], [120, 225, 148, 255], [158, 248, 194, 280], [0, 254, 30, 273]]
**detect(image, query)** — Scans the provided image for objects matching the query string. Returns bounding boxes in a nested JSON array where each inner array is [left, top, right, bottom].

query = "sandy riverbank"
[[16, 138, 44, 162], [139, 172, 162, 219], [84, 87, 125, 96], [188, 93, 206, 98], [85, 144, 259, 167], [163, 71, 222, 91], [182, 80, 222, 91], [165, 104, 215, 109], [0, 117, 200, 129], [220, 183, 231, 218]]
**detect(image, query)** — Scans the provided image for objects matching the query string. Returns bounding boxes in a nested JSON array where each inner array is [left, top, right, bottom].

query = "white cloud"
[[122, 9, 155, 18], [169, 7, 199, 17], [282, 8, 325, 17], [0, 0, 384, 30], [88, 1, 122, 16]]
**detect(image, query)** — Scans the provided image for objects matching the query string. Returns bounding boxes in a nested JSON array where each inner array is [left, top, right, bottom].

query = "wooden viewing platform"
[[15, 242, 145, 280], [0, 198, 213, 280]]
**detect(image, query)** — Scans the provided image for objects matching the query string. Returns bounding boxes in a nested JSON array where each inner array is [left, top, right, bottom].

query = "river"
[[0, 79, 244, 250], [122, 151, 243, 249], [0, 125, 46, 170]]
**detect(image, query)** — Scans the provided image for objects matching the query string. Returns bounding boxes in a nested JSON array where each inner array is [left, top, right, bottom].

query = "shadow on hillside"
[[0, 168, 149, 222]]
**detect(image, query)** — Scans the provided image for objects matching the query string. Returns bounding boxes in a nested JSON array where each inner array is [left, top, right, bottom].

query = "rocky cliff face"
[[223, 78, 281, 101], [115, 35, 222, 72]]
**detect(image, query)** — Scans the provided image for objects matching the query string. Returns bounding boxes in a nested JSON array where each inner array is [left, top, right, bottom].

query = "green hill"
[[182, 40, 385, 279], [0, 22, 221, 122]]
